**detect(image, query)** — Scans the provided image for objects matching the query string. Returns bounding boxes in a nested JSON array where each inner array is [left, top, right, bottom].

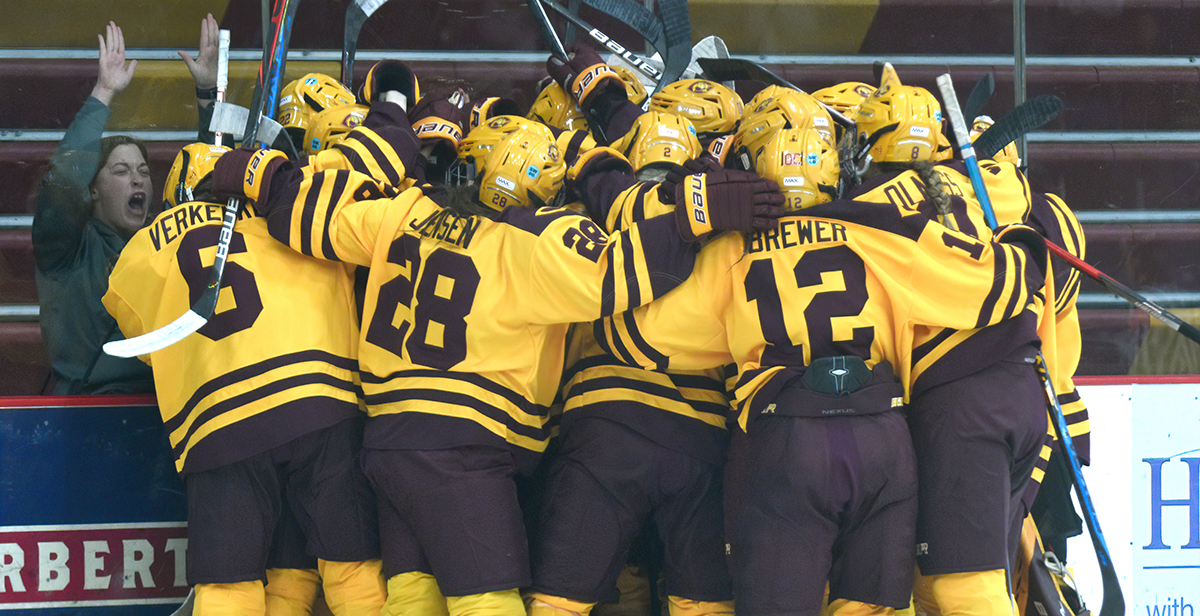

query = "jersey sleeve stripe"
[[593, 316, 640, 368], [298, 172, 326, 257], [621, 311, 670, 371], [975, 246, 1010, 328], [601, 243, 617, 317], [618, 233, 641, 308], [321, 171, 351, 260], [342, 130, 403, 187]]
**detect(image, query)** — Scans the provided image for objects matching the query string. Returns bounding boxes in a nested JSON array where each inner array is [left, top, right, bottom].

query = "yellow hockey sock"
[[265, 568, 320, 616], [525, 591, 596, 616], [824, 598, 897, 616], [195, 580, 267, 616], [383, 571, 449, 616], [318, 559, 387, 616], [667, 595, 735, 616], [445, 588, 525, 616], [914, 569, 1015, 616]]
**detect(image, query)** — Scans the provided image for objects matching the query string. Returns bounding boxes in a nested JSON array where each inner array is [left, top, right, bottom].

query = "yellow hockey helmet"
[[812, 81, 875, 117], [277, 73, 357, 133], [528, 82, 589, 132], [164, 143, 230, 209], [611, 111, 702, 172], [478, 128, 567, 211], [753, 128, 839, 211], [853, 63, 943, 164], [648, 79, 743, 137], [970, 115, 1020, 166], [610, 64, 649, 106], [456, 115, 554, 172], [304, 104, 369, 154], [737, 86, 834, 164]]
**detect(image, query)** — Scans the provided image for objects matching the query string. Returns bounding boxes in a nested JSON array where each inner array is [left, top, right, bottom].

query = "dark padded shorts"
[[725, 406, 917, 614], [908, 350, 1048, 575], [184, 416, 379, 585], [528, 416, 731, 604], [363, 445, 530, 597]]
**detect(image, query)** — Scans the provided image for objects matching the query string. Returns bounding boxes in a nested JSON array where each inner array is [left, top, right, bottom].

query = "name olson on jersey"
[[746, 219, 848, 254]]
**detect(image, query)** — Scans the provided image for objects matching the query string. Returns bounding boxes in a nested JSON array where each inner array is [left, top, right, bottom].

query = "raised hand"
[[91, 21, 137, 107], [179, 13, 219, 90]]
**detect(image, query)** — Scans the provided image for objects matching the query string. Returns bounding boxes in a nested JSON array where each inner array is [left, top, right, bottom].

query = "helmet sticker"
[[310, 138, 322, 151], [496, 176, 517, 191], [814, 117, 830, 126], [689, 81, 713, 93], [807, 153, 820, 165], [687, 125, 697, 136], [909, 126, 930, 137], [783, 177, 804, 187], [489, 117, 510, 129], [658, 126, 681, 139], [782, 152, 803, 166], [304, 77, 318, 86], [526, 165, 540, 179]]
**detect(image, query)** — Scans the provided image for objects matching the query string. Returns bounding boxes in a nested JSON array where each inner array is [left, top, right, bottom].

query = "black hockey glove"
[[673, 169, 785, 242]]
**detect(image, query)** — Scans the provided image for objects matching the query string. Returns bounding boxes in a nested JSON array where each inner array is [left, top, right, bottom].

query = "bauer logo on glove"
[[688, 175, 709, 229]]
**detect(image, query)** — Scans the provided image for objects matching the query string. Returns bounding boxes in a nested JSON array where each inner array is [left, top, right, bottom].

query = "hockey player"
[[847, 63, 1083, 616], [525, 115, 734, 616], [210, 126, 783, 616], [593, 125, 1049, 616], [102, 143, 386, 616]]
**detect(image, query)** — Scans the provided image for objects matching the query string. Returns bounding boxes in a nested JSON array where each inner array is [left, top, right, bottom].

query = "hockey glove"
[[211, 148, 289, 210], [546, 44, 624, 108], [673, 170, 785, 242], [993, 223, 1048, 278], [659, 157, 726, 205], [408, 90, 468, 149], [360, 60, 420, 110]]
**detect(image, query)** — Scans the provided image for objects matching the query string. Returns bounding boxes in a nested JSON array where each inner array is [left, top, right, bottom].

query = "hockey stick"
[[1046, 241, 1200, 345], [537, 0, 664, 86], [937, 73, 1125, 616], [528, 0, 568, 58], [104, 0, 301, 358], [213, 30, 230, 144], [1036, 354, 1126, 616], [936, 74, 998, 228], [973, 95, 1063, 160], [964, 72, 995, 125], [695, 58, 855, 129], [651, 0, 692, 95], [341, 0, 390, 88]]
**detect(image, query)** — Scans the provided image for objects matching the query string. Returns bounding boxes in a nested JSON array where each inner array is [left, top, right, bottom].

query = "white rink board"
[[1069, 383, 1200, 616]]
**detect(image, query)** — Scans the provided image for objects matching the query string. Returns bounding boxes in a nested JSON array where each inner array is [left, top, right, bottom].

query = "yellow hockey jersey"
[[852, 160, 1089, 465], [103, 203, 363, 474], [595, 198, 1045, 432], [261, 167, 702, 463], [564, 177, 730, 464]]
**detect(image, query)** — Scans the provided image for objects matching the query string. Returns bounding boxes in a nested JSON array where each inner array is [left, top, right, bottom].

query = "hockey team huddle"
[[97, 25, 1091, 616]]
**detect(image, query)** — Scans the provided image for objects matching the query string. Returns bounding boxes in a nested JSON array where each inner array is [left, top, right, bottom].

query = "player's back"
[[598, 198, 1044, 430], [103, 202, 362, 474]]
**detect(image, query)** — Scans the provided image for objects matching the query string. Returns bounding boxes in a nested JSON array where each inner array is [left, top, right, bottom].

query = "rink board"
[[0, 395, 187, 615], [2, 381, 1198, 614]]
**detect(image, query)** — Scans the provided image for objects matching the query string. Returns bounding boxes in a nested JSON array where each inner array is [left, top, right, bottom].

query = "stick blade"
[[974, 95, 1064, 159], [103, 310, 209, 358], [964, 72, 995, 121]]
